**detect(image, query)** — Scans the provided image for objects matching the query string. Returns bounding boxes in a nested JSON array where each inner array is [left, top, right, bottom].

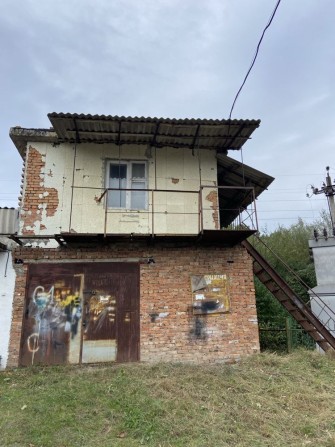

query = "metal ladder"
[[242, 238, 335, 352]]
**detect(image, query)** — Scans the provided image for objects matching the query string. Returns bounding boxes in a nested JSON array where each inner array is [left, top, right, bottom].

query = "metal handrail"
[[251, 234, 335, 329], [70, 185, 258, 236]]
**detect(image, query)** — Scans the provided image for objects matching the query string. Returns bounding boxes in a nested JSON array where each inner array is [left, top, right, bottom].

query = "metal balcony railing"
[[74, 185, 259, 237]]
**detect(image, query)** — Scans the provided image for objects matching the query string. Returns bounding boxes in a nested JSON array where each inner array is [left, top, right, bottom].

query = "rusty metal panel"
[[20, 263, 85, 366], [191, 274, 230, 315], [81, 265, 120, 364], [20, 262, 140, 366], [117, 264, 140, 362]]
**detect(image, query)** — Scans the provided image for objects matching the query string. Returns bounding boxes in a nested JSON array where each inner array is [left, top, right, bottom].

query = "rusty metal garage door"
[[20, 262, 139, 366]]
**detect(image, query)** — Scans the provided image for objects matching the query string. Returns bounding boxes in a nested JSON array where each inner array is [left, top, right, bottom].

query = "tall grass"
[[1, 350, 335, 446]]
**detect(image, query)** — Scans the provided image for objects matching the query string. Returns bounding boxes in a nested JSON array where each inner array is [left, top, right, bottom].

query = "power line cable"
[[228, 0, 282, 120], [226, 0, 282, 188]]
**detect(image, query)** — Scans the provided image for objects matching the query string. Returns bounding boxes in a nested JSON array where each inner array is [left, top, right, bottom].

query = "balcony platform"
[[10, 229, 256, 248], [56, 229, 256, 247], [9, 229, 256, 247], [10, 229, 256, 247]]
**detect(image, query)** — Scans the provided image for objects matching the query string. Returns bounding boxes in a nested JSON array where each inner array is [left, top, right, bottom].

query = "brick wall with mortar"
[[7, 242, 259, 367], [20, 145, 59, 235]]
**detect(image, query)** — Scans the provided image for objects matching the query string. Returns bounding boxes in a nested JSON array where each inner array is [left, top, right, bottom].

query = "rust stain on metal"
[[20, 262, 140, 366], [171, 178, 180, 184], [21, 146, 59, 234], [205, 190, 219, 229]]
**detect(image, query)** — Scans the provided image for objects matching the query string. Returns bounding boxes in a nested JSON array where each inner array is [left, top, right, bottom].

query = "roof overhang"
[[10, 128, 58, 158], [217, 154, 274, 227], [47, 113, 260, 152], [9, 113, 261, 158]]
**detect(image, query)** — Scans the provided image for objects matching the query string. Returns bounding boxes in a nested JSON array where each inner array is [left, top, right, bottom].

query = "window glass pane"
[[132, 163, 145, 179], [131, 181, 146, 209], [110, 164, 127, 180], [108, 164, 127, 208]]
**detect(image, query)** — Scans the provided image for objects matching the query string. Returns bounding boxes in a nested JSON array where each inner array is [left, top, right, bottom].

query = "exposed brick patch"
[[7, 242, 259, 367], [205, 190, 219, 229], [21, 146, 59, 234]]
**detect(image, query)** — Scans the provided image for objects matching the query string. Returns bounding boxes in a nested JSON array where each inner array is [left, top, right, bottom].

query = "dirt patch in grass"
[[1, 350, 335, 446]]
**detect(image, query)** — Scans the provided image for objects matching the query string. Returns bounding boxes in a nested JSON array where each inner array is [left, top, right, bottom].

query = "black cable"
[[228, 0, 282, 120]]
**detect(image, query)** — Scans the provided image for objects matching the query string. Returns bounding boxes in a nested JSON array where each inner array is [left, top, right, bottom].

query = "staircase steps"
[[242, 239, 335, 352]]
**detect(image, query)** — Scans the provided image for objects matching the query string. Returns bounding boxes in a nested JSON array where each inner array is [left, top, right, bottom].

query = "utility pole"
[[310, 167, 335, 235]]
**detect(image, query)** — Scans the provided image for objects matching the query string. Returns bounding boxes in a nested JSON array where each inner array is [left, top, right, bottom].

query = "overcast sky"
[[1, 0, 334, 232]]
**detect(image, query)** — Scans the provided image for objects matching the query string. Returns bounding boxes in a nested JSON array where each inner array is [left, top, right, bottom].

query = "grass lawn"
[[1, 350, 335, 447]]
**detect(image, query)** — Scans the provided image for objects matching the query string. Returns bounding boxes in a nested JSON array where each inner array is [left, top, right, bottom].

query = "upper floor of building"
[[9, 113, 274, 247]]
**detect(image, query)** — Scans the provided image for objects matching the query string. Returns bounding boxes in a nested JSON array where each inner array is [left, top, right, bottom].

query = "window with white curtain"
[[106, 161, 147, 210]]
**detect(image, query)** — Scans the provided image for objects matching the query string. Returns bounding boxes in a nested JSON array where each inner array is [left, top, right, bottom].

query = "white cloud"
[[1, 0, 335, 229]]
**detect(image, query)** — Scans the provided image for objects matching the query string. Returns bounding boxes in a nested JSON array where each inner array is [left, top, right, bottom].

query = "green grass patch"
[[1, 350, 335, 446]]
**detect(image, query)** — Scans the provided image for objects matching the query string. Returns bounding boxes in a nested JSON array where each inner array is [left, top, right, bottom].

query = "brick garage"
[[7, 242, 259, 367]]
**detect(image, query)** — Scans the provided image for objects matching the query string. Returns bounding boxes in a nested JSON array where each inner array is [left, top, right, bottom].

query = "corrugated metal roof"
[[47, 112, 260, 152], [0, 208, 19, 234], [217, 154, 274, 226]]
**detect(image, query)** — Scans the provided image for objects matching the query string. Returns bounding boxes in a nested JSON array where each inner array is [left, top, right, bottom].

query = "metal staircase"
[[242, 238, 335, 352]]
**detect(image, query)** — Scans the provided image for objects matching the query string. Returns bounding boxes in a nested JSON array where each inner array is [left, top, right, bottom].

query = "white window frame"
[[105, 160, 148, 210]]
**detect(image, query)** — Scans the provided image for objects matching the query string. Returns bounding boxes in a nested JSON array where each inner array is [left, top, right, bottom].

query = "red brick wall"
[[20, 146, 59, 235], [7, 243, 259, 367]]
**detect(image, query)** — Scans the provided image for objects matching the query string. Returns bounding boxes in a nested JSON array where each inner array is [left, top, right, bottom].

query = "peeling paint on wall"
[[21, 146, 59, 234], [20, 143, 219, 236], [205, 190, 219, 230]]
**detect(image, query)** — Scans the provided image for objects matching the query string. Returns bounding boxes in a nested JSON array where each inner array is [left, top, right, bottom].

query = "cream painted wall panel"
[[155, 147, 168, 180], [72, 187, 84, 206], [73, 167, 151, 234], [165, 147, 184, 179], [154, 147, 214, 231], [105, 211, 150, 234], [156, 177, 167, 190], [182, 179, 200, 192], [42, 142, 73, 233], [97, 144, 148, 160], [0, 251, 15, 369], [183, 149, 201, 180], [152, 191, 167, 213], [23, 142, 219, 236], [184, 193, 199, 214], [199, 150, 217, 183], [70, 204, 84, 233], [165, 214, 198, 234], [70, 203, 104, 233], [153, 215, 167, 233], [21, 143, 71, 236]]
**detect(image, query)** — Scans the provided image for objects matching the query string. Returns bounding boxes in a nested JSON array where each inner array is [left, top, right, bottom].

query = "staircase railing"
[[243, 234, 335, 351]]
